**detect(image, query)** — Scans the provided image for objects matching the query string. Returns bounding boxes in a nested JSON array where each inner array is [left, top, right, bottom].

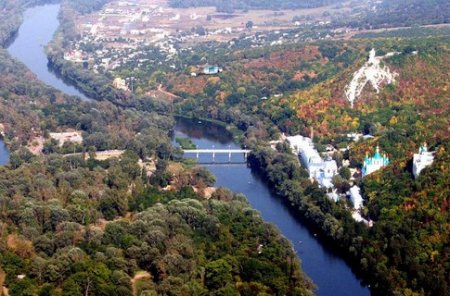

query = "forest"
[[0, 154, 313, 295], [355, 0, 450, 29], [65, 0, 110, 14]]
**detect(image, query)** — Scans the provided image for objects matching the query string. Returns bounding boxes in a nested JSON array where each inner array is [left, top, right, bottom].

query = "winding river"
[[7, 4, 88, 100], [7, 4, 370, 295]]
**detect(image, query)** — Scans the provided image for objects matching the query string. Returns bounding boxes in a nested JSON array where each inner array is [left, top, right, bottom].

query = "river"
[[6, 4, 89, 100], [6, 3, 369, 295], [174, 118, 370, 296]]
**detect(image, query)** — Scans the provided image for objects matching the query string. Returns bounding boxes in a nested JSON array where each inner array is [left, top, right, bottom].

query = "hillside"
[[360, 0, 450, 28], [279, 37, 450, 158]]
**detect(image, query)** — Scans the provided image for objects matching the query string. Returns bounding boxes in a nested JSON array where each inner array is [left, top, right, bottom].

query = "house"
[[347, 133, 363, 142], [203, 65, 222, 75], [63, 50, 87, 63], [412, 143, 435, 178], [322, 158, 338, 179], [362, 134, 374, 140], [112, 77, 129, 91]]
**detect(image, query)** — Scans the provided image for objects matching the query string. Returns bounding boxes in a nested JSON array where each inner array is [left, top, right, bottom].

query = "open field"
[[63, 149, 124, 160], [92, 149, 125, 160], [49, 131, 83, 147], [74, 0, 353, 45]]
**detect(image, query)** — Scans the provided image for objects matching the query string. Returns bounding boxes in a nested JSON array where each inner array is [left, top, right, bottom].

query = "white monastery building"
[[287, 135, 338, 188], [413, 143, 435, 178]]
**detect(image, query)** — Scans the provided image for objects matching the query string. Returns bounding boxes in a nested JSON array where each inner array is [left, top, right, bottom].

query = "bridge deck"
[[182, 149, 251, 153]]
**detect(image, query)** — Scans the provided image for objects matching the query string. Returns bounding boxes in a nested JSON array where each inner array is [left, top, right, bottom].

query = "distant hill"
[[354, 0, 450, 29], [168, 0, 343, 12]]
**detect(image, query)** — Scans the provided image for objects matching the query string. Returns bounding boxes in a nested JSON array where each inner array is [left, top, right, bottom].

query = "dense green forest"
[[0, 156, 313, 295]]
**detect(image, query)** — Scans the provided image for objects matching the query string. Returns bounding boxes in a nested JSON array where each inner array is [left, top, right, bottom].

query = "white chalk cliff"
[[345, 49, 398, 107]]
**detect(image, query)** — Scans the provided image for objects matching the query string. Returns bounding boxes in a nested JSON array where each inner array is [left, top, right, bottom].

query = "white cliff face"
[[345, 49, 399, 107]]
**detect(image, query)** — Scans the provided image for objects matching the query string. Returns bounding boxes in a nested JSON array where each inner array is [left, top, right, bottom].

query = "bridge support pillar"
[[228, 152, 231, 162]]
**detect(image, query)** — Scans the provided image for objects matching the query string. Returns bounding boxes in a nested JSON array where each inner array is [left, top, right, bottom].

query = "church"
[[362, 146, 390, 177]]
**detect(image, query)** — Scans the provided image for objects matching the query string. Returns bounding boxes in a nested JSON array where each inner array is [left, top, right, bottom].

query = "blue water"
[[175, 119, 370, 296], [0, 140, 10, 165], [7, 4, 89, 100]]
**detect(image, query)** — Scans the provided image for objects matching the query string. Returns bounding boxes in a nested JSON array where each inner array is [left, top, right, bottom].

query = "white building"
[[286, 135, 310, 154], [322, 158, 338, 179], [413, 143, 435, 178], [349, 185, 363, 209], [64, 50, 87, 63], [112, 77, 129, 91], [348, 185, 373, 226], [287, 135, 322, 175], [286, 135, 338, 188]]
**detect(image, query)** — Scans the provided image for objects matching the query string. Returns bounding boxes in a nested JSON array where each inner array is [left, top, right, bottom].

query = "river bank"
[[7, 4, 89, 100], [174, 118, 370, 296]]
